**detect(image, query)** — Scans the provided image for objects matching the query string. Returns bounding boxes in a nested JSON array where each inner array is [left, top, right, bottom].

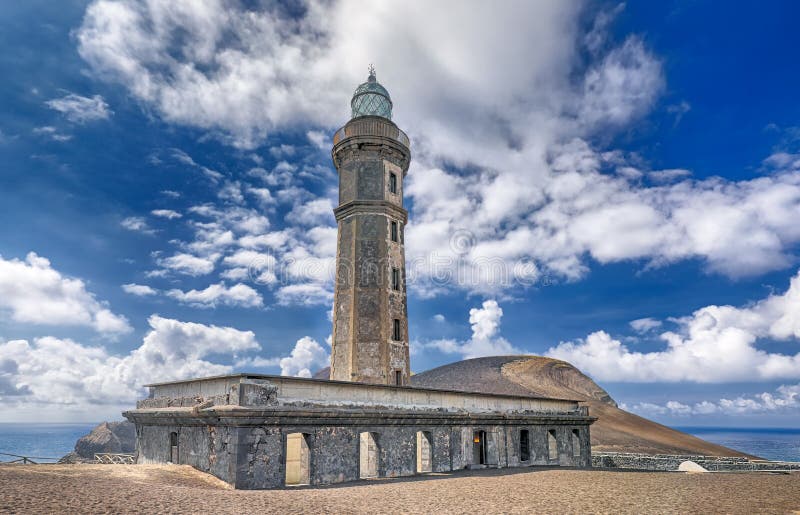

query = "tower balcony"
[[333, 115, 410, 149]]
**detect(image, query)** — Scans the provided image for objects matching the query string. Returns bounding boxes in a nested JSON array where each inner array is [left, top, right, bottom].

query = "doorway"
[[359, 432, 379, 478], [472, 430, 486, 465], [169, 432, 178, 464], [416, 431, 432, 473], [285, 433, 311, 486]]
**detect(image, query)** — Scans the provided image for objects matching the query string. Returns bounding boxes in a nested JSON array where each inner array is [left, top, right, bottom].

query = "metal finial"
[[368, 64, 376, 81]]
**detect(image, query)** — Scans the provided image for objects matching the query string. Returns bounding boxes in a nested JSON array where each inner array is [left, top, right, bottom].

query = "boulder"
[[678, 460, 708, 473]]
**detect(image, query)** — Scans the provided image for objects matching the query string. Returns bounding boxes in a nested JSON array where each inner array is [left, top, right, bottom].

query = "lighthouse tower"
[[329, 67, 411, 385]]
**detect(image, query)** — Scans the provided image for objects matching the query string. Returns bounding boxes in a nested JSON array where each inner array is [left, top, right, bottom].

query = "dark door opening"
[[520, 429, 530, 461], [472, 430, 486, 465], [169, 432, 178, 464]]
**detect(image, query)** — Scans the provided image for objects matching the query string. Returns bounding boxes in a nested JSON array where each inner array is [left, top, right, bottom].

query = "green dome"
[[351, 67, 393, 120]]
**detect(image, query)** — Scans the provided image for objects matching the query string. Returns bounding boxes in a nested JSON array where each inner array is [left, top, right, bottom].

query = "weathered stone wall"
[[593, 452, 800, 471], [132, 417, 594, 489]]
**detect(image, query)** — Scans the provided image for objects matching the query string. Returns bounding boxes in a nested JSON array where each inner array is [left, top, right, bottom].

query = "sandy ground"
[[1, 464, 799, 514]]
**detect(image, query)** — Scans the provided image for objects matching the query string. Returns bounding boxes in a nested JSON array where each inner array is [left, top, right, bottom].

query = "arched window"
[[416, 431, 432, 473]]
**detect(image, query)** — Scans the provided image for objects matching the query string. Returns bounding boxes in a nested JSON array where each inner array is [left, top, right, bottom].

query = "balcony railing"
[[333, 117, 410, 148]]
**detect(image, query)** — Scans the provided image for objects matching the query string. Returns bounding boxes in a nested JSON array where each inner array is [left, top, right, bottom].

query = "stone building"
[[124, 69, 595, 489]]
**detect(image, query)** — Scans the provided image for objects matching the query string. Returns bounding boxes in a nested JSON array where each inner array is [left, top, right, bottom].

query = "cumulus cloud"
[[157, 252, 219, 276], [0, 252, 131, 335], [151, 209, 182, 219], [426, 300, 519, 359], [547, 269, 800, 382], [122, 283, 157, 296], [0, 315, 259, 414], [75, 0, 800, 298], [279, 336, 329, 378], [45, 93, 111, 123], [120, 216, 155, 235], [629, 317, 662, 333], [166, 282, 263, 308]]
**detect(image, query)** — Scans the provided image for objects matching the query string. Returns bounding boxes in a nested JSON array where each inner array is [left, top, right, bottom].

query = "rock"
[[57, 452, 89, 464], [678, 460, 708, 473], [73, 421, 136, 459]]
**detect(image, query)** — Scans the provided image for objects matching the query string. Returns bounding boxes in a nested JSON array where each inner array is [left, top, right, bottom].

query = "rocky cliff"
[[61, 421, 136, 463]]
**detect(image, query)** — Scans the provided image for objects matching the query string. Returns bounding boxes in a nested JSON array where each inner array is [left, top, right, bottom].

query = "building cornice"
[[333, 200, 408, 224]]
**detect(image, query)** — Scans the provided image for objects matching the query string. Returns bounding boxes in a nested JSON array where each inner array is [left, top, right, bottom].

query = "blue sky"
[[2, 0, 800, 426]]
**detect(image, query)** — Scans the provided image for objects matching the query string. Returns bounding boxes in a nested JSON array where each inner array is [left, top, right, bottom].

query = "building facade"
[[128, 374, 594, 489], [330, 68, 411, 385]]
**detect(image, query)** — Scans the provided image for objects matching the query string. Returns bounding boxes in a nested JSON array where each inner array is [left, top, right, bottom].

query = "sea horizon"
[[1, 422, 798, 464]]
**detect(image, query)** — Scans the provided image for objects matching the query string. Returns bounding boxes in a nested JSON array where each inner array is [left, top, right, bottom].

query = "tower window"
[[390, 221, 398, 242], [392, 319, 401, 341], [389, 173, 397, 194], [392, 268, 400, 290], [395, 370, 402, 385]]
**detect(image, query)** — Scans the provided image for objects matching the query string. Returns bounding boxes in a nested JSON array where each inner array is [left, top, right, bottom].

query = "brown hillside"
[[411, 356, 752, 457]]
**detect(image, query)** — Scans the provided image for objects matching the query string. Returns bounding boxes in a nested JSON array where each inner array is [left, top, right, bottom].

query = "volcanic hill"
[[407, 356, 747, 456]]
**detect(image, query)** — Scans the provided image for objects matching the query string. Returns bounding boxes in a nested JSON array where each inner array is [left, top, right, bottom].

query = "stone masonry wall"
[[136, 420, 593, 489], [593, 452, 800, 472]]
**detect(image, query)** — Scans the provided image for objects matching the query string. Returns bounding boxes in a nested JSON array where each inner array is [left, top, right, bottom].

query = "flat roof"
[[144, 373, 581, 404]]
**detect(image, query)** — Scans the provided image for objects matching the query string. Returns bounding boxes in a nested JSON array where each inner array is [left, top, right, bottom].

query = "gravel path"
[[2, 464, 799, 514]]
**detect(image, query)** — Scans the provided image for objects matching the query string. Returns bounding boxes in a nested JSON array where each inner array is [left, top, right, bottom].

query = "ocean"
[[0, 423, 97, 462], [676, 426, 800, 462], [1, 423, 798, 463]]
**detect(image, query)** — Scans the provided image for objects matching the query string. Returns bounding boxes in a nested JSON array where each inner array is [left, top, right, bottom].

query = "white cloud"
[[33, 126, 72, 142], [122, 283, 157, 296], [629, 383, 800, 417], [75, 0, 800, 297], [647, 168, 691, 183], [151, 209, 182, 219], [120, 216, 155, 235], [629, 317, 662, 333], [157, 252, 218, 276], [0, 315, 260, 416], [426, 300, 519, 359], [45, 93, 111, 123], [306, 130, 327, 149], [0, 252, 131, 335], [166, 282, 263, 308], [548, 269, 800, 382], [279, 336, 329, 378], [276, 283, 333, 306], [433, 314, 445, 322], [578, 36, 663, 129], [286, 198, 335, 227]]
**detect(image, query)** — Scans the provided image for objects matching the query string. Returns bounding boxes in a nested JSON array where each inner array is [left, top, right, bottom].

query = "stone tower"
[[330, 68, 411, 385]]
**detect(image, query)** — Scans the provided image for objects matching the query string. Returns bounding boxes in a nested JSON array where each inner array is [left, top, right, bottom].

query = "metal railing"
[[333, 117, 410, 148], [0, 452, 59, 464], [94, 453, 136, 464]]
